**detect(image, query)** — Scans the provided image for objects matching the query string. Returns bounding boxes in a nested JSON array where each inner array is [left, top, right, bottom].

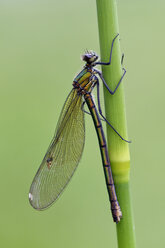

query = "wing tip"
[[29, 192, 40, 210], [28, 192, 49, 211]]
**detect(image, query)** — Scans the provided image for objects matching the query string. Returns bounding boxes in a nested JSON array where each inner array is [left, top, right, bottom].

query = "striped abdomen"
[[84, 92, 122, 223]]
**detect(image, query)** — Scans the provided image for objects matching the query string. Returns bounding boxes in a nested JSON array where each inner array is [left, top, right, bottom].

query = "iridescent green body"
[[73, 66, 122, 222]]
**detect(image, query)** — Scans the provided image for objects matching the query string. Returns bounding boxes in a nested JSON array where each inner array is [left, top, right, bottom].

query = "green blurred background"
[[0, 0, 164, 247]]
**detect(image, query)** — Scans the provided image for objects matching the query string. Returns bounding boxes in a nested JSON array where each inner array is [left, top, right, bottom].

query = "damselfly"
[[29, 34, 129, 223]]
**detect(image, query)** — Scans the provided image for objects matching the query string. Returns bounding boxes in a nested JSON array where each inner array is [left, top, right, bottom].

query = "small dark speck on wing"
[[46, 157, 53, 169]]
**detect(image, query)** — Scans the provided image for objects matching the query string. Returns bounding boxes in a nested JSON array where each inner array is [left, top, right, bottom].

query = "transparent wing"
[[29, 89, 85, 210]]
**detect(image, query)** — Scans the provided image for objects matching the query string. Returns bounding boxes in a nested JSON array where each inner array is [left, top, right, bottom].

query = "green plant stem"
[[96, 0, 136, 248]]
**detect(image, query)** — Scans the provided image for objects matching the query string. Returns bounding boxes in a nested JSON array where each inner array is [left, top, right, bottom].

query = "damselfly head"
[[82, 50, 98, 65]]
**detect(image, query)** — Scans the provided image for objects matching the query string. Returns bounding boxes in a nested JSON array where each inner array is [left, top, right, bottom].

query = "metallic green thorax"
[[74, 68, 89, 82]]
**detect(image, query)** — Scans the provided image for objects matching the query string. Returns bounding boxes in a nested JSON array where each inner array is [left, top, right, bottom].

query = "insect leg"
[[96, 79, 131, 143], [81, 99, 105, 122], [95, 33, 119, 66], [81, 101, 91, 116], [95, 68, 126, 95], [121, 53, 124, 65]]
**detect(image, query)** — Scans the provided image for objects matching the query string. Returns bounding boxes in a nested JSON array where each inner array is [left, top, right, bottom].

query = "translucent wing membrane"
[[29, 89, 85, 210]]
